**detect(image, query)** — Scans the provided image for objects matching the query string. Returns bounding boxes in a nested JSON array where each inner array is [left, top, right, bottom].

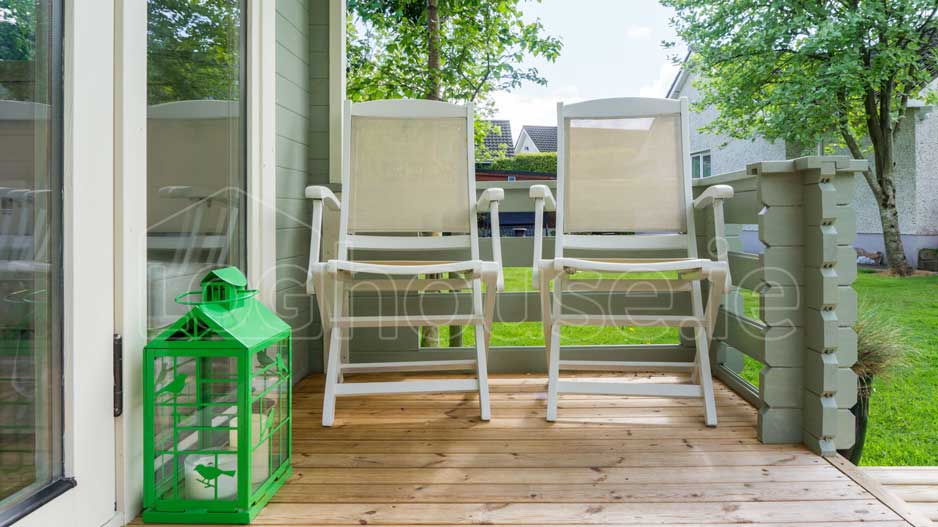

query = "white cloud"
[[625, 25, 653, 39], [490, 86, 583, 144], [638, 62, 680, 98]]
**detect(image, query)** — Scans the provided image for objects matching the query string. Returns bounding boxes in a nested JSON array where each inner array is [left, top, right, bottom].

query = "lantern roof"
[[201, 267, 249, 288], [148, 270, 290, 350]]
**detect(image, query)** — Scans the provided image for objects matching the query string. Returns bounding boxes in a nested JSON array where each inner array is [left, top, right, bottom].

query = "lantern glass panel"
[[249, 339, 290, 492], [150, 353, 241, 503]]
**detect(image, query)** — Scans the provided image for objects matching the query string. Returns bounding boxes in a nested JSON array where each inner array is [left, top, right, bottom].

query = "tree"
[[346, 0, 561, 104], [348, 0, 560, 345], [147, 0, 242, 104], [663, 0, 938, 275], [0, 0, 41, 101], [0, 0, 36, 62]]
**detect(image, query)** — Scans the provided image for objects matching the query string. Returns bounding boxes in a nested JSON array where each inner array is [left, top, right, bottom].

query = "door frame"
[[110, 1, 278, 524], [18, 1, 119, 525]]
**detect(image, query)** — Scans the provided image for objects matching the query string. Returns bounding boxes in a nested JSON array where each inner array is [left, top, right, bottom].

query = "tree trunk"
[[871, 136, 912, 275], [876, 174, 910, 275], [426, 0, 441, 100], [858, 85, 912, 276], [421, 0, 443, 345]]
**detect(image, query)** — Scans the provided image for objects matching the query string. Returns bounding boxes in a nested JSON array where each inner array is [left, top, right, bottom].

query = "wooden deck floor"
[[139, 373, 928, 526], [866, 467, 938, 525]]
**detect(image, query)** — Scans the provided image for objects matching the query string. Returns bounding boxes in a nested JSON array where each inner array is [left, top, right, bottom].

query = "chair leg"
[[474, 322, 491, 421], [322, 326, 342, 427], [338, 288, 350, 384], [546, 322, 561, 422], [694, 325, 718, 427], [539, 282, 552, 370]]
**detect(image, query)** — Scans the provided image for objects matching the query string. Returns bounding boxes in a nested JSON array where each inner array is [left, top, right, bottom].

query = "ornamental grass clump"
[[854, 300, 911, 389], [839, 299, 913, 464]]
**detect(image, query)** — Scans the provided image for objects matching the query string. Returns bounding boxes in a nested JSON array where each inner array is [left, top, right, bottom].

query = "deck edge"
[[827, 454, 933, 527]]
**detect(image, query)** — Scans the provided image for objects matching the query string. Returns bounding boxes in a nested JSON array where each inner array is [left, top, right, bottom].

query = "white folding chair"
[[530, 97, 733, 426], [305, 99, 505, 427]]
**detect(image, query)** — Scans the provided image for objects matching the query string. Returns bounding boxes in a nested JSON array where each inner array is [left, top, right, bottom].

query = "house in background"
[[514, 124, 557, 153], [668, 68, 938, 267], [480, 119, 514, 159]]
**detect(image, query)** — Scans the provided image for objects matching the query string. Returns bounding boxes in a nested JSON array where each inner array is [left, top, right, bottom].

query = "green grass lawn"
[[850, 270, 938, 466], [440, 267, 937, 466]]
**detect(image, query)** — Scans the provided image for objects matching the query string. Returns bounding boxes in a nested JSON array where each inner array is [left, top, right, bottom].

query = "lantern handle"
[[174, 289, 259, 306]]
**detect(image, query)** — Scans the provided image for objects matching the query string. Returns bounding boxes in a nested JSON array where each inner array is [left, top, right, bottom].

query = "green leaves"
[[663, 0, 938, 151], [147, 0, 242, 105], [346, 0, 562, 105], [489, 152, 556, 174]]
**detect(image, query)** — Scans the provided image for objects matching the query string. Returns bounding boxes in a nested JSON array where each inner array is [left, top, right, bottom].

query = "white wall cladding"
[[276, 0, 330, 378], [679, 81, 787, 176], [915, 106, 938, 236]]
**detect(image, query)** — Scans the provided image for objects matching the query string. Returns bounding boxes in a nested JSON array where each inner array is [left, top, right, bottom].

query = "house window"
[[0, 0, 66, 514], [691, 151, 711, 179]]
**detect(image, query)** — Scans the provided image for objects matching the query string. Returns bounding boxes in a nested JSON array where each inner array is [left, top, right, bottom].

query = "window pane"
[[146, 0, 246, 330], [702, 154, 711, 178], [0, 0, 64, 511], [691, 155, 701, 179]]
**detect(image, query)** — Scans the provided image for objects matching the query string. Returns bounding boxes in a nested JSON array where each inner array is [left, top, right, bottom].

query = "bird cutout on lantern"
[[156, 373, 188, 400], [257, 349, 290, 379], [193, 463, 236, 490], [275, 353, 289, 379], [264, 408, 277, 433], [256, 349, 275, 369]]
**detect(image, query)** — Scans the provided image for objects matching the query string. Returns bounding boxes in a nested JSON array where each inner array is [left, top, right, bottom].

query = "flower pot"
[[837, 375, 873, 464]]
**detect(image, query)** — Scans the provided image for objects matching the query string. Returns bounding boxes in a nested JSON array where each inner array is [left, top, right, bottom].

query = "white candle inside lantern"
[[184, 454, 237, 501], [229, 412, 270, 484]]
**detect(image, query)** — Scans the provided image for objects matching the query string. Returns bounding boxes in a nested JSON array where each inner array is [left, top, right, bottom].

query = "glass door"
[[146, 0, 247, 331], [0, 0, 65, 520]]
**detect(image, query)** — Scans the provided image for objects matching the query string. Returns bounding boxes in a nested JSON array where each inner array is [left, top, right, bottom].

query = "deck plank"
[[253, 500, 899, 524], [133, 373, 918, 526], [865, 466, 938, 525]]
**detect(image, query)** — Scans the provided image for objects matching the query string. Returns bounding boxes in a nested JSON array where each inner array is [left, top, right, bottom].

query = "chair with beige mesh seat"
[[529, 97, 733, 426], [305, 99, 505, 427]]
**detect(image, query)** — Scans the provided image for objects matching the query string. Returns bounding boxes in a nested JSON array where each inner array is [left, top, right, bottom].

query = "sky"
[[491, 0, 685, 142]]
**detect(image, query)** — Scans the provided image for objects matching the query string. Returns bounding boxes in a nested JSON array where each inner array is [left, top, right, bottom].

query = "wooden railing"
[[692, 157, 864, 456], [316, 156, 864, 455]]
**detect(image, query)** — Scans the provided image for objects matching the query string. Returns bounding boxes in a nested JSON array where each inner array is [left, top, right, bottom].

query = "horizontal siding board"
[[277, 166, 310, 198], [276, 105, 309, 146], [276, 12, 310, 64], [277, 198, 312, 229], [276, 43, 311, 88], [277, 134, 309, 172], [275, 73, 310, 117], [276, 0, 308, 29], [277, 226, 312, 260]]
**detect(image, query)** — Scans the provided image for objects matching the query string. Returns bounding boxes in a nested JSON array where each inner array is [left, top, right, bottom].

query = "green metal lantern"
[[142, 267, 292, 524]]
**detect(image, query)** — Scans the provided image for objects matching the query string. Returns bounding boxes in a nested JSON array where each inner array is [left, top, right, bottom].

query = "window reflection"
[[0, 0, 63, 511], [147, 0, 246, 330]]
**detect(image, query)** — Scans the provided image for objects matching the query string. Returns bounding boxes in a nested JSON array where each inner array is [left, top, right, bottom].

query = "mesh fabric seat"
[[304, 99, 504, 426], [529, 97, 734, 425]]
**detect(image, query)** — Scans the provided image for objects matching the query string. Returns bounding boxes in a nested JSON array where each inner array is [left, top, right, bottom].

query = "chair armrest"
[[529, 185, 556, 289], [694, 185, 733, 268], [477, 188, 506, 292], [305, 185, 340, 210], [305, 186, 339, 294], [693, 184, 733, 209], [477, 187, 505, 212], [529, 184, 556, 211]]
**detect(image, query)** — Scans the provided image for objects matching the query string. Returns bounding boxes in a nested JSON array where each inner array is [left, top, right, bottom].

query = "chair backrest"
[[554, 97, 697, 259], [338, 99, 479, 261]]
